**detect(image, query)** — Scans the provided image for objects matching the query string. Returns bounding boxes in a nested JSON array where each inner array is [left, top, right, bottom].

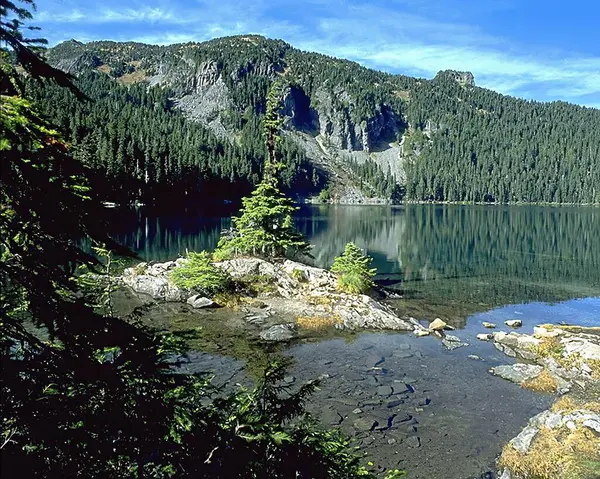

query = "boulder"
[[259, 323, 296, 341], [561, 336, 600, 361], [414, 329, 430, 337], [490, 364, 543, 383], [122, 274, 187, 302], [477, 333, 493, 341], [429, 318, 447, 331], [216, 258, 298, 298], [281, 260, 337, 290], [505, 319, 522, 328], [482, 322, 496, 328], [186, 295, 215, 309], [336, 297, 421, 331]]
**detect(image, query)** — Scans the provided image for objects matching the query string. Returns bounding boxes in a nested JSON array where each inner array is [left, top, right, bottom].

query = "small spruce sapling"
[[330, 242, 376, 294]]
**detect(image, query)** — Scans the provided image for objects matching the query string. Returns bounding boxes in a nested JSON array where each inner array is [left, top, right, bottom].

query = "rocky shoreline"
[[487, 325, 600, 479], [114, 257, 599, 478], [119, 256, 430, 339]]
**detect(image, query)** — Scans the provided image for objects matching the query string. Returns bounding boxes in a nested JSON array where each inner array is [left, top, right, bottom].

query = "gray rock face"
[[259, 324, 296, 341], [491, 364, 543, 384]]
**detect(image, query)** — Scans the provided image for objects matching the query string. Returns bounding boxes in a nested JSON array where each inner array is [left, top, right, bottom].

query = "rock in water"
[[429, 318, 447, 331], [477, 333, 493, 341], [482, 322, 496, 328], [490, 364, 543, 383], [186, 295, 214, 308], [259, 324, 296, 341], [414, 329, 430, 337], [505, 319, 522, 327], [442, 334, 468, 350]]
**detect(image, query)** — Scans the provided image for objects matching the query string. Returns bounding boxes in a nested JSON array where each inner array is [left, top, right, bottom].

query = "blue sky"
[[32, 0, 600, 108]]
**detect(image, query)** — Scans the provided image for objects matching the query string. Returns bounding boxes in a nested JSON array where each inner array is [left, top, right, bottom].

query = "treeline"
[[44, 37, 600, 205], [25, 72, 322, 205], [404, 73, 600, 204]]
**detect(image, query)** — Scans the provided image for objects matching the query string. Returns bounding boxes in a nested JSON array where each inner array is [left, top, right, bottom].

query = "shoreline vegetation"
[[103, 199, 600, 209]]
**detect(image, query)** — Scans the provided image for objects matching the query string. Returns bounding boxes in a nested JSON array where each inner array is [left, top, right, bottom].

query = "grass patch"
[[521, 368, 560, 393], [499, 424, 600, 479], [296, 315, 341, 331], [238, 274, 278, 295], [534, 336, 565, 360], [588, 359, 600, 379], [551, 396, 600, 414]]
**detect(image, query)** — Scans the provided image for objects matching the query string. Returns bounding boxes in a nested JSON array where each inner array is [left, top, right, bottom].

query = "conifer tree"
[[215, 80, 311, 259]]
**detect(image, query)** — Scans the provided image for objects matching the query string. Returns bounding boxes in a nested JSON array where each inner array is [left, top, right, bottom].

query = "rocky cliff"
[[47, 36, 426, 201]]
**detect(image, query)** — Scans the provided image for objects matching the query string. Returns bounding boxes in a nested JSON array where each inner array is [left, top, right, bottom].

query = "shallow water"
[[287, 332, 552, 479]]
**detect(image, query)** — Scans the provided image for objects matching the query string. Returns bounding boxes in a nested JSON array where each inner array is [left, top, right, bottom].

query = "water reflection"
[[106, 204, 600, 320]]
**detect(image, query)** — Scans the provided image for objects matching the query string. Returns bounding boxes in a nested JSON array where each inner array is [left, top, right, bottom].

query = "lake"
[[107, 204, 600, 326], [108, 203, 600, 477]]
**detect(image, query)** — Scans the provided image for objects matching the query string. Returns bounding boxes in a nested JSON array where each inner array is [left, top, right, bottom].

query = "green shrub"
[[170, 251, 232, 295], [331, 243, 376, 294]]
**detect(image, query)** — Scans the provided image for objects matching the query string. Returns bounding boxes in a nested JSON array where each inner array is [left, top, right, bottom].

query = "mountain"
[[31, 35, 600, 205]]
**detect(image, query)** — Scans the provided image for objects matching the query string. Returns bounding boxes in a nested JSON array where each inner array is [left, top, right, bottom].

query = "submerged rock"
[[259, 323, 296, 341], [490, 364, 543, 384], [442, 334, 468, 350]]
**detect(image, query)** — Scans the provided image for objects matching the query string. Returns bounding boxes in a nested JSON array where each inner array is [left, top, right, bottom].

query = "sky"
[[31, 0, 600, 108]]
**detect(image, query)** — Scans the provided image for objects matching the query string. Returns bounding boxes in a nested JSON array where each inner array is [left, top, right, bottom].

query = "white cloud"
[[33, 0, 600, 107], [37, 6, 178, 24]]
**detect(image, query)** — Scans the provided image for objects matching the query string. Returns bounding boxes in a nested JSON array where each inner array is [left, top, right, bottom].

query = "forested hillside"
[[38, 36, 600, 205]]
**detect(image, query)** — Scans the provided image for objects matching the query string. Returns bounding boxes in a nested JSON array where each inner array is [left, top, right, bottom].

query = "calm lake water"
[[108, 204, 599, 477], [108, 204, 600, 326]]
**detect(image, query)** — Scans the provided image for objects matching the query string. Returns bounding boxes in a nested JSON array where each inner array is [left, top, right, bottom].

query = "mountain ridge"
[[38, 35, 600, 205]]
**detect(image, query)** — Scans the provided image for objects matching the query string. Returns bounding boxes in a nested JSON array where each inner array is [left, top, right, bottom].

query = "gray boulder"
[[490, 364, 543, 383], [186, 295, 215, 309], [259, 324, 296, 341], [122, 274, 186, 302]]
